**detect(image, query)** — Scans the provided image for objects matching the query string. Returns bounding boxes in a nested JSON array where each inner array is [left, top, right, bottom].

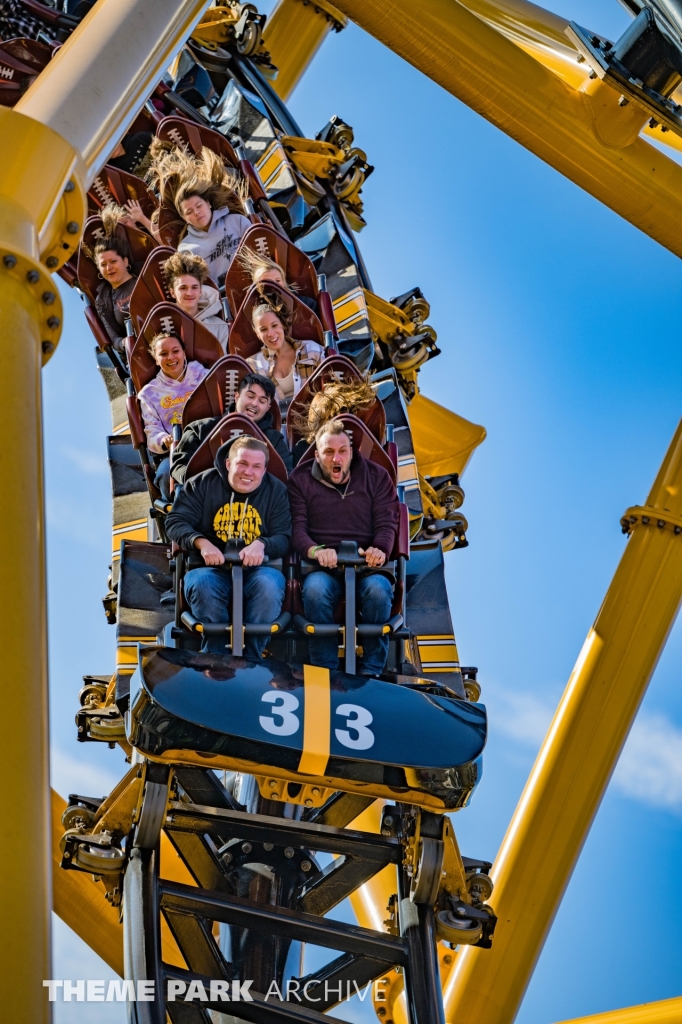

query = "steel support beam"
[[441, 416, 682, 1023], [264, 0, 347, 101], [0, 3, 210, 1018], [554, 998, 682, 1024], [331, 0, 682, 260]]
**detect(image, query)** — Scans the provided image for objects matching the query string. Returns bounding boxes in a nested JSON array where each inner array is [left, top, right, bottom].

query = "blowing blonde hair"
[[291, 377, 376, 441], [152, 146, 246, 222]]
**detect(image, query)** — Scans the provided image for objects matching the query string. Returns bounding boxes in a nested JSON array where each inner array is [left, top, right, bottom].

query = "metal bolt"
[[66, 221, 80, 234], [384, 816, 393, 827], [304, 798, 313, 807], [222, 851, 233, 864], [658, 520, 665, 529], [27, 270, 39, 284], [443, 954, 452, 965], [242, 842, 252, 854], [311, 787, 320, 795], [46, 256, 58, 269], [456, 906, 467, 917], [263, 842, 273, 852], [577, 54, 585, 63], [618, 96, 629, 107], [42, 291, 56, 304], [47, 316, 61, 329], [63, 851, 71, 859], [589, 70, 597, 79], [42, 341, 55, 354], [377, 1009, 386, 1017], [284, 847, 295, 858], [301, 860, 312, 872], [269, 779, 278, 788], [64, 180, 75, 193], [3, 254, 16, 269]]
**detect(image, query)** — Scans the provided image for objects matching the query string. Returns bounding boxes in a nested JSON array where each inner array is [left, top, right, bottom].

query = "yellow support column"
[[331, 0, 682, 259], [442, 417, 682, 1024], [555, 998, 682, 1024], [264, 0, 347, 101], [0, 1, 211, 1018]]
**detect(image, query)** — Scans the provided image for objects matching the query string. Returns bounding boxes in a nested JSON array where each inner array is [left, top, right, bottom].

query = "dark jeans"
[[154, 456, 171, 502], [184, 565, 285, 658], [301, 570, 393, 675]]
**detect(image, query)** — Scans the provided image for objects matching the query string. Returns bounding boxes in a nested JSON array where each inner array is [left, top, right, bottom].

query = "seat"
[[77, 216, 157, 304], [128, 247, 176, 335], [87, 163, 157, 221], [180, 354, 281, 431], [130, 303, 223, 393], [184, 413, 288, 484], [156, 115, 240, 168], [286, 354, 368, 447], [0, 38, 53, 107], [297, 413, 396, 483], [228, 281, 324, 361], [224, 224, 318, 317]]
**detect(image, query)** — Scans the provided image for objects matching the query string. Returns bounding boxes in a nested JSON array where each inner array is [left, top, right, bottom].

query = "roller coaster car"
[[0, 37, 53, 106], [15, 0, 83, 37], [229, 280, 324, 361], [87, 162, 157, 220], [156, 113, 240, 169], [296, 412, 396, 482], [287, 355, 386, 447], [127, 645, 487, 813]]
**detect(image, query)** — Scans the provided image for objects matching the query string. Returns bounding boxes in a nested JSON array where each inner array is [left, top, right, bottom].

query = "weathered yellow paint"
[[264, 0, 347, 101], [443, 417, 682, 1023], [332, 0, 682, 259]]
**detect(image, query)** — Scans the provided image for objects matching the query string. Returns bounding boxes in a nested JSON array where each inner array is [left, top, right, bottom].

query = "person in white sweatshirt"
[[163, 250, 229, 353], [138, 332, 209, 499], [155, 147, 251, 284]]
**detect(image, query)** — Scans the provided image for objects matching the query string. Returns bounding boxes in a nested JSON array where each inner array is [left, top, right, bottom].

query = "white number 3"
[[335, 704, 374, 750], [259, 692, 300, 736]]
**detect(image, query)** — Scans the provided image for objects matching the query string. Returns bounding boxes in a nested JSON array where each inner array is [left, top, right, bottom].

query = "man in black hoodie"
[[165, 435, 291, 658], [171, 372, 292, 487]]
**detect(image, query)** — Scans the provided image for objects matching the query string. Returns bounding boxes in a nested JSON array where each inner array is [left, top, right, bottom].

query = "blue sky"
[[47, 1, 682, 1021]]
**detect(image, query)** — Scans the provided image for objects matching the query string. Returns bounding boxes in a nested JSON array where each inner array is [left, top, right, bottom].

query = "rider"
[[163, 250, 229, 353], [165, 435, 291, 658], [171, 372, 293, 487], [287, 420, 399, 675]]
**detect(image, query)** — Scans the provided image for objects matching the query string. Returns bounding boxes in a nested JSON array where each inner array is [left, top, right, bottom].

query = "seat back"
[[78, 216, 156, 303], [131, 303, 223, 392], [182, 354, 255, 426], [0, 38, 52, 106], [224, 224, 318, 317], [185, 413, 288, 484], [87, 164, 157, 220], [286, 354, 363, 446], [229, 281, 324, 361], [128, 246, 176, 334], [156, 116, 239, 167], [297, 413, 396, 483]]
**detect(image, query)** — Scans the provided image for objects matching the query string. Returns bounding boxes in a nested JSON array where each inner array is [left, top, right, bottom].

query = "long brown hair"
[[290, 377, 376, 441]]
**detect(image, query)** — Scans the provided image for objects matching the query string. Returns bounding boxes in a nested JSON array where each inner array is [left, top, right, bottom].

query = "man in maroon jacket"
[[287, 421, 400, 675]]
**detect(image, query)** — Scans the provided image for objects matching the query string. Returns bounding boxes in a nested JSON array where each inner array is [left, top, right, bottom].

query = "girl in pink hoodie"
[[138, 332, 208, 499]]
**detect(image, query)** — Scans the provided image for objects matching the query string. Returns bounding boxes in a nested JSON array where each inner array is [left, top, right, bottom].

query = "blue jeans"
[[154, 456, 170, 502], [184, 566, 285, 658], [302, 570, 393, 675]]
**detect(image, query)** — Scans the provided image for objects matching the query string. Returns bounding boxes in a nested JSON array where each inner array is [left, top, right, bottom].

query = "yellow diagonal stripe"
[[298, 664, 331, 776]]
